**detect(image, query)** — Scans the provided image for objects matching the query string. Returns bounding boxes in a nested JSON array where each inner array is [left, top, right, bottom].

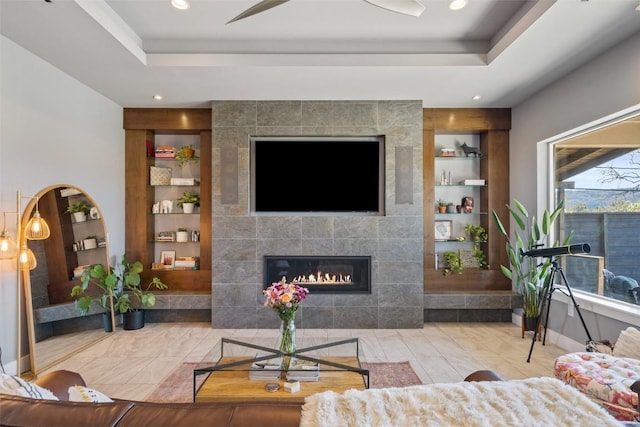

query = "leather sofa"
[[0, 369, 504, 427]]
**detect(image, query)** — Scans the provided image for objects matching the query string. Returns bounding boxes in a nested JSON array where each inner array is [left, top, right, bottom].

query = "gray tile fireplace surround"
[[210, 100, 424, 329]]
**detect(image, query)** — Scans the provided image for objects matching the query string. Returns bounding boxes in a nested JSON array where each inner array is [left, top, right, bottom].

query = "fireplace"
[[264, 256, 371, 294]]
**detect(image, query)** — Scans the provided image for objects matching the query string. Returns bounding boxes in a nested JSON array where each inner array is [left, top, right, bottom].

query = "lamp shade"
[[0, 229, 18, 259], [19, 245, 37, 270], [24, 210, 50, 240]]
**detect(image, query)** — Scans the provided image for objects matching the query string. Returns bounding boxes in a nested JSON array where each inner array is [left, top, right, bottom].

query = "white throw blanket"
[[300, 377, 623, 427]]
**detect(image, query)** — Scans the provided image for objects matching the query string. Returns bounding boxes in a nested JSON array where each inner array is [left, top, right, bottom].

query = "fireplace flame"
[[292, 271, 352, 285]]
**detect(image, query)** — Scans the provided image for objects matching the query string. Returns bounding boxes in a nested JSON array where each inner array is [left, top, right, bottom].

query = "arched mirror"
[[21, 184, 113, 377]]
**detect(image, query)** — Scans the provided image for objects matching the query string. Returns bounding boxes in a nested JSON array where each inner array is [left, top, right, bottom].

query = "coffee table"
[[193, 337, 369, 403]]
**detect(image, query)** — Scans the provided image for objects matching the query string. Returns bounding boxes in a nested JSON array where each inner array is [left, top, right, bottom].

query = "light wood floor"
[[40, 322, 567, 401]]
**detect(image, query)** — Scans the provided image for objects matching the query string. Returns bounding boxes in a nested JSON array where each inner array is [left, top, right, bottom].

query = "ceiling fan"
[[227, 0, 426, 24]]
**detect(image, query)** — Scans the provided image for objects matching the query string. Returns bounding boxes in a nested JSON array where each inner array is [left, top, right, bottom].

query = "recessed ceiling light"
[[450, 0, 468, 11], [153, 94, 163, 101], [171, 0, 190, 11], [472, 95, 481, 100]]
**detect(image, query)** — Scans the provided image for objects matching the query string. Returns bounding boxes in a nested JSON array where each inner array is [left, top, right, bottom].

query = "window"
[[551, 109, 640, 308]]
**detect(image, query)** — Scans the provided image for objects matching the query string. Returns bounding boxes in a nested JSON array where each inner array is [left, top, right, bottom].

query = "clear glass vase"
[[279, 318, 296, 371]]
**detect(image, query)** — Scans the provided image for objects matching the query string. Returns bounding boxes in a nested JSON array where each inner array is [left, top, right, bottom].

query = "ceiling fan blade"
[[227, 0, 291, 24], [364, 0, 425, 17]]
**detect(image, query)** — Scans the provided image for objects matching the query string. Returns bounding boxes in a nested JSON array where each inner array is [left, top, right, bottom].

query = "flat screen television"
[[250, 136, 385, 215]]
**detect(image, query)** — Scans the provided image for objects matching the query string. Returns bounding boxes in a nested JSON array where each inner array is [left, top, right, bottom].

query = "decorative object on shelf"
[[437, 200, 447, 213], [446, 203, 457, 214], [170, 177, 198, 186], [175, 144, 199, 167], [463, 179, 485, 186], [160, 199, 173, 214], [457, 141, 482, 157], [459, 248, 477, 268], [262, 277, 310, 371], [89, 206, 100, 220], [176, 191, 200, 213], [65, 200, 91, 223], [176, 227, 189, 242], [156, 231, 175, 242], [161, 250, 176, 269], [434, 220, 452, 241], [174, 256, 199, 270], [492, 199, 571, 319], [440, 148, 456, 157], [439, 170, 452, 185], [82, 235, 98, 250], [443, 251, 463, 276], [154, 145, 175, 158], [150, 166, 172, 185], [461, 196, 473, 213]]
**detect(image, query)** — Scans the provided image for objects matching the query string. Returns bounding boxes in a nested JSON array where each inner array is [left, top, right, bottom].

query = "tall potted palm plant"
[[492, 199, 572, 328]]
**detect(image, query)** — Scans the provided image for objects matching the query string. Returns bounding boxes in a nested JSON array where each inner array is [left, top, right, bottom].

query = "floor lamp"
[[0, 191, 50, 376]]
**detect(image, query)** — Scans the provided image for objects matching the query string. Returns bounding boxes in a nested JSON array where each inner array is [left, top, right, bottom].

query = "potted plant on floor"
[[176, 191, 200, 214], [492, 199, 571, 329], [111, 255, 168, 330], [71, 263, 119, 332], [72, 254, 167, 331]]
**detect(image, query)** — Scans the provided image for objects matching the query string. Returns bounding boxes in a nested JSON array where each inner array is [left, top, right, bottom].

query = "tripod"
[[527, 259, 594, 362]]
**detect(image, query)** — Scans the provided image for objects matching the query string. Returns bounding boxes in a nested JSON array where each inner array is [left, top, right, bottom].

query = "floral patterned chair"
[[554, 327, 640, 421]]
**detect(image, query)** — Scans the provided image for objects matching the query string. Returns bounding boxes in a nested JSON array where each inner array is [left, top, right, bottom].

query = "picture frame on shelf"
[[160, 250, 175, 269], [434, 220, 452, 241]]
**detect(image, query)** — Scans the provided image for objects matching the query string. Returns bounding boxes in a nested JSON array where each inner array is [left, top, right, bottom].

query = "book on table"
[[248, 352, 282, 381], [286, 357, 320, 382]]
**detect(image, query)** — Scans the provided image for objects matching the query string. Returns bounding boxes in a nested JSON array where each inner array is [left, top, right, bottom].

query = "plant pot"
[[72, 212, 87, 223], [182, 203, 195, 214], [176, 231, 189, 242], [523, 314, 540, 331], [102, 312, 113, 332], [446, 203, 457, 213], [123, 310, 145, 330], [182, 148, 195, 158], [438, 206, 447, 213]]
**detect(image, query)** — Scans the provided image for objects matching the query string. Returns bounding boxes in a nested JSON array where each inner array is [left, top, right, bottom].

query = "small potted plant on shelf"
[[65, 200, 92, 223], [443, 251, 463, 276], [176, 227, 189, 242], [175, 144, 198, 166], [437, 199, 447, 213], [72, 254, 167, 331], [176, 191, 200, 214], [464, 224, 487, 242]]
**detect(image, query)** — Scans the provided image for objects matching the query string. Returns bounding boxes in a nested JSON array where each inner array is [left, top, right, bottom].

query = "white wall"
[[510, 31, 640, 346], [0, 36, 124, 373]]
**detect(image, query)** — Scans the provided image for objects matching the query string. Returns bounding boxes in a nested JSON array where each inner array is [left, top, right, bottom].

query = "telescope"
[[521, 243, 591, 258]]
